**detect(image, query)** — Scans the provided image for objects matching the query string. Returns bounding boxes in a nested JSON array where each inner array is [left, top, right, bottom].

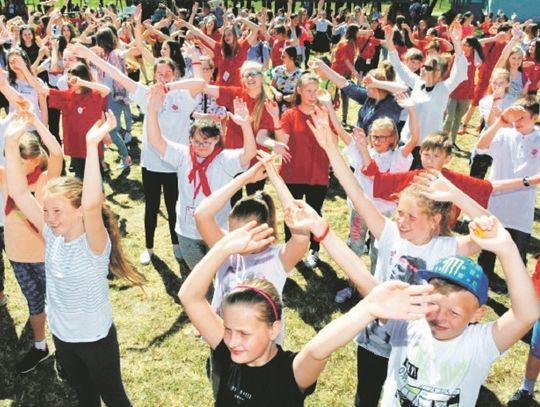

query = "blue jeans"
[[107, 96, 129, 158], [177, 234, 208, 272]]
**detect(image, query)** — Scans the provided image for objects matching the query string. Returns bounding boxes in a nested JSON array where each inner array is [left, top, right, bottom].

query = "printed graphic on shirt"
[[389, 255, 426, 285]]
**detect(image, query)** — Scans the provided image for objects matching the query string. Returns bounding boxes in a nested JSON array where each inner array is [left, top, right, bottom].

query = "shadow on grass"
[[106, 170, 144, 206], [128, 312, 190, 352], [150, 255, 183, 305], [476, 385, 504, 406], [0, 310, 76, 406], [283, 260, 354, 331]]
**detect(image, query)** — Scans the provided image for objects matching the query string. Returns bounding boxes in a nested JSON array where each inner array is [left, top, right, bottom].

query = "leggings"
[[141, 168, 179, 249], [354, 345, 389, 407], [53, 324, 132, 407], [478, 227, 530, 280], [285, 184, 327, 252]]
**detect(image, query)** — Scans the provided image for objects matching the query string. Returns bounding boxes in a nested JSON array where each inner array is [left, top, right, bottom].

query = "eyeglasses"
[[190, 138, 216, 147], [371, 135, 392, 142], [422, 64, 435, 72], [242, 71, 262, 79]]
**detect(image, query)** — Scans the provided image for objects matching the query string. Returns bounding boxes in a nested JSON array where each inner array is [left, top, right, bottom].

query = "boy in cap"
[[379, 214, 539, 406]]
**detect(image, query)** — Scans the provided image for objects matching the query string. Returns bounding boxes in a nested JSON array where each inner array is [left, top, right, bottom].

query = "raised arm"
[[293, 278, 439, 391], [145, 84, 168, 156], [4, 114, 45, 232], [70, 76, 111, 97], [470, 216, 540, 352], [227, 98, 257, 167], [494, 25, 521, 70], [476, 105, 527, 150], [133, 5, 156, 65], [307, 106, 387, 239], [443, 22, 468, 93], [195, 161, 268, 247], [31, 111, 63, 179], [363, 73, 409, 94], [384, 25, 419, 89], [179, 222, 275, 350], [164, 77, 206, 97], [83, 111, 117, 255], [237, 17, 260, 46], [178, 18, 216, 48], [69, 42, 138, 94], [395, 93, 419, 155]]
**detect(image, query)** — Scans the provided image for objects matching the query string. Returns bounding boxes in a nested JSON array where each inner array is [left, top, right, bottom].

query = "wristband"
[[274, 126, 283, 131], [313, 223, 330, 242], [523, 176, 531, 187], [500, 115, 509, 125]]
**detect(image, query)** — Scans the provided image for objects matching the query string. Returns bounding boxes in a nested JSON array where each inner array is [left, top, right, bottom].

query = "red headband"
[[234, 285, 280, 322]]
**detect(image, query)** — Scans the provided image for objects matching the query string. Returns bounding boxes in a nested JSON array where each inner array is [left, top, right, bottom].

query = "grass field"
[[2, 1, 538, 407]]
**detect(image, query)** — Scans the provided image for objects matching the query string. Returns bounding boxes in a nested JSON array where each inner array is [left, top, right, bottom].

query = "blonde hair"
[[504, 46, 524, 72], [369, 117, 399, 150], [400, 184, 453, 236], [19, 133, 48, 171], [240, 61, 266, 132], [43, 177, 146, 287]]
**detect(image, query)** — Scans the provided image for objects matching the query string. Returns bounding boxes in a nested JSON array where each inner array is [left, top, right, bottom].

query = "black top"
[[214, 340, 316, 406]]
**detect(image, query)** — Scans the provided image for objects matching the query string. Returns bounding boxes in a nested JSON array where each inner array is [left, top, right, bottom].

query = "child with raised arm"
[[0, 104, 62, 374], [179, 218, 439, 406], [146, 83, 256, 271], [4, 111, 144, 405], [306, 106, 487, 407]]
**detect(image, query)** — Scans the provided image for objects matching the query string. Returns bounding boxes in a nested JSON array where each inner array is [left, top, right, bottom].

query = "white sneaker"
[[304, 250, 319, 268], [139, 249, 153, 265], [173, 244, 183, 260], [335, 287, 353, 303]]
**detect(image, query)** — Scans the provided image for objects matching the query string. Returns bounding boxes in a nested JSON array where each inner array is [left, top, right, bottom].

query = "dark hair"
[[54, 35, 68, 55], [344, 24, 359, 43], [230, 192, 277, 239], [497, 23, 512, 33], [529, 39, 540, 63], [153, 56, 179, 81], [68, 62, 94, 95], [283, 45, 299, 67], [7, 48, 32, 86], [61, 22, 78, 42], [224, 278, 282, 324], [514, 95, 540, 117], [96, 27, 118, 54], [420, 131, 453, 156], [19, 25, 37, 46], [189, 121, 223, 147], [222, 26, 239, 59], [465, 36, 484, 62], [163, 41, 185, 77], [274, 24, 286, 36]]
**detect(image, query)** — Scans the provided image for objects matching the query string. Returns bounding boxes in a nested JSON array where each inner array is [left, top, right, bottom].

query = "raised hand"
[[227, 97, 251, 126], [133, 4, 142, 25], [264, 98, 280, 119], [220, 221, 275, 255], [316, 89, 332, 105], [413, 169, 457, 202], [365, 281, 441, 320], [306, 105, 336, 150], [395, 91, 414, 109], [4, 115, 31, 145], [448, 21, 463, 43], [243, 159, 268, 184], [284, 199, 322, 232], [352, 127, 368, 151], [500, 106, 528, 127], [147, 83, 166, 112], [468, 215, 513, 254], [86, 110, 117, 146]]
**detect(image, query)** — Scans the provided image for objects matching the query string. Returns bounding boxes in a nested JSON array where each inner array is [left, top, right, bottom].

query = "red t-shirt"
[[214, 39, 251, 87], [332, 41, 356, 75], [217, 86, 274, 150], [435, 24, 448, 40], [525, 59, 540, 91], [363, 163, 493, 227], [356, 36, 382, 62], [279, 107, 330, 186], [271, 38, 290, 68], [48, 89, 107, 158]]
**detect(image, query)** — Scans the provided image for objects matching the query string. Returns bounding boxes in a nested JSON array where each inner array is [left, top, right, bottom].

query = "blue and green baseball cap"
[[418, 256, 489, 305]]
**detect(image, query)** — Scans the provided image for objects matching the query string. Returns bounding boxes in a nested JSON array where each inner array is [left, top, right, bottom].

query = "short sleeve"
[[216, 86, 243, 110], [131, 83, 149, 112], [390, 148, 413, 172], [48, 89, 70, 110], [162, 142, 188, 169], [221, 148, 247, 173], [280, 109, 294, 135], [344, 142, 364, 169]]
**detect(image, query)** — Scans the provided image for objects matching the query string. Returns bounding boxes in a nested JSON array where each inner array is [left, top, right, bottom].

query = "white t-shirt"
[[344, 143, 412, 215], [356, 219, 458, 357], [212, 245, 288, 344], [477, 127, 540, 233], [43, 225, 113, 342], [381, 320, 500, 406], [389, 50, 468, 145], [10, 79, 43, 124], [132, 84, 197, 172], [478, 93, 516, 122], [162, 143, 246, 239]]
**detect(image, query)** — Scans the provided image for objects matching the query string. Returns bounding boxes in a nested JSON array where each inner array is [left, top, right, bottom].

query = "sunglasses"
[[242, 71, 262, 79]]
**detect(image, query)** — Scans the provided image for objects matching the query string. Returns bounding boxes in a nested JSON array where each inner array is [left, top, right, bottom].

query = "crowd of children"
[[1, 0, 540, 406]]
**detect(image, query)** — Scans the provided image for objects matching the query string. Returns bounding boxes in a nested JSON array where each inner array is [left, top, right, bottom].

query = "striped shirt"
[[44, 225, 113, 342]]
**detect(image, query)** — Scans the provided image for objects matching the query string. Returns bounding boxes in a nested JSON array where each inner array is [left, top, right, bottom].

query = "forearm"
[[85, 51, 137, 94], [239, 124, 256, 166], [146, 109, 167, 155], [34, 119, 62, 158], [320, 64, 348, 88], [402, 107, 419, 154], [476, 119, 503, 150], [370, 78, 408, 93], [81, 146, 103, 210], [166, 78, 205, 92], [196, 172, 249, 221], [304, 300, 375, 360], [79, 79, 110, 96], [5, 142, 29, 198]]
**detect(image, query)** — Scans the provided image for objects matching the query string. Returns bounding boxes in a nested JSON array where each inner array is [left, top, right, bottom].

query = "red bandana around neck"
[[187, 144, 223, 199]]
